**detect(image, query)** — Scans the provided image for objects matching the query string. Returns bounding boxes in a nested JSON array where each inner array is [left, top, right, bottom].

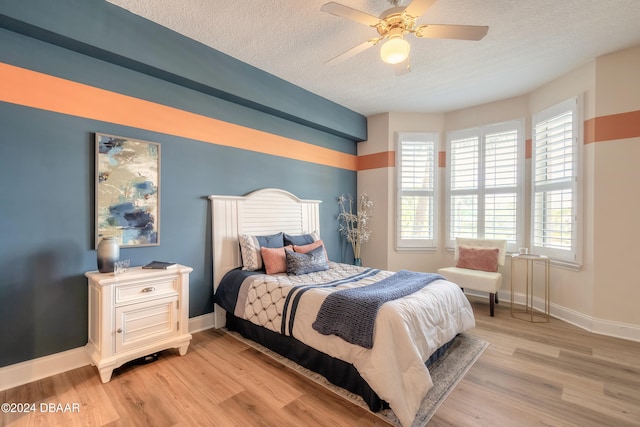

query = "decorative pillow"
[[284, 231, 320, 246], [293, 239, 329, 261], [239, 232, 285, 271], [260, 245, 293, 274], [285, 245, 329, 275], [456, 245, 500, 272]]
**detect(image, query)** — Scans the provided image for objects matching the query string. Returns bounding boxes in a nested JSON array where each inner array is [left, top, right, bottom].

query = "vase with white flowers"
[[338, 193, 373, 266]]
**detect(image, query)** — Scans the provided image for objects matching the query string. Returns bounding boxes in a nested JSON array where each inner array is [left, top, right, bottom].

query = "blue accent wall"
[[0, 0, 367, 141], [0, 1, 363, 367]]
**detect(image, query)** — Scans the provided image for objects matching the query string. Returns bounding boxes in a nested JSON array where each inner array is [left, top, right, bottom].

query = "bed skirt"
[[225, 312, 455, 413]]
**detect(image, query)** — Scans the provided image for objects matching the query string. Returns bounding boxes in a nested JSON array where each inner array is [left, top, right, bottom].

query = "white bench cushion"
[[437, 266, 502, 293]]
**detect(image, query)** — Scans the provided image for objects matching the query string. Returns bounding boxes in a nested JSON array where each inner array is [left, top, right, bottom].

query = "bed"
[[209, 188, 475, 427]]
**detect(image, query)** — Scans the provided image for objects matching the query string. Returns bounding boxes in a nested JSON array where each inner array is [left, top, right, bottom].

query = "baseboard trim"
[[466, 289, 640, 343], [0, 313, 216, 392], [2, 301, 638, 392], [188, 312, 215, 334], [0, 347, 89, 392]]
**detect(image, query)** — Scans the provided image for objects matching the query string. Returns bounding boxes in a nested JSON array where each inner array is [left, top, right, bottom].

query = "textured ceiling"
[[106, 0, 640, 116]]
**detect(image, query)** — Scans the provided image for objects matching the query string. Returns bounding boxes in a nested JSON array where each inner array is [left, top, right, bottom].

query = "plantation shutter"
[[446, 121, 523, 250], [397, 133, 436, 249], [484, 128, 519, 242], [532, 97, 580, 263], [449, 133, 479, 238]]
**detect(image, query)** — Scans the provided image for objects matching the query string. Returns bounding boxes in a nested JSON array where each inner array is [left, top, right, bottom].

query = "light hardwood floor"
[[2, 296, 639, 426]]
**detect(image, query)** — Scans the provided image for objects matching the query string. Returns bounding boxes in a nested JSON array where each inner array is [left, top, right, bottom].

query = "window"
[[446, 120, 524, 251], [396, 132, 437, 249], [532, 97, 582, 264]]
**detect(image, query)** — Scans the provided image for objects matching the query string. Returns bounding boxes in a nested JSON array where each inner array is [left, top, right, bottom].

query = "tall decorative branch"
[[337, 194, 373, 261]]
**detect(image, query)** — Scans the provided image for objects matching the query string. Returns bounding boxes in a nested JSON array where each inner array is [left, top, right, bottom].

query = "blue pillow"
[[285, 245, 329, 275], [284, 231, 319, 246], [239, 232, 285, 271], [256, 232, 285, 248]]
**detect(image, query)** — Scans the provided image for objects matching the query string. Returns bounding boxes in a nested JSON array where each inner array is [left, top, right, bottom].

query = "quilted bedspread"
[[229, 262, 475, 427]]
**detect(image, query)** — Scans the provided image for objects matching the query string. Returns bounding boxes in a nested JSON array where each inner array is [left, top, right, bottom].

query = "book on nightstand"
[[142, 261, 177, 269]]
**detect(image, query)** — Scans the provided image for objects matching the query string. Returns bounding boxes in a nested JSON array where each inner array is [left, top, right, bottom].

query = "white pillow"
[[239, 232, 284, 271]]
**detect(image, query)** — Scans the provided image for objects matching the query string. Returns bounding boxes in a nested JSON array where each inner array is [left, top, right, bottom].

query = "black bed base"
[[225, 313, 454, 413]]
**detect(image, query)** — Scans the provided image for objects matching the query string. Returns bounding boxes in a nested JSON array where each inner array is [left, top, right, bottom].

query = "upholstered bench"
[[438, 238, 507, 316]]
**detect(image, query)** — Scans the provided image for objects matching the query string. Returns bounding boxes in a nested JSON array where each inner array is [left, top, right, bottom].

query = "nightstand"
[[85, 265, 193, 382]]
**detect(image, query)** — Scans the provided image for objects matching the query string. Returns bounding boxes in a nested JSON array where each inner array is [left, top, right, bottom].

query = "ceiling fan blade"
[[393, 58, 411, 76], [326, 39, 379, 65], [321, 2, 381, 27], [415, 24, 489, 41], [403, 0, 437, 18]]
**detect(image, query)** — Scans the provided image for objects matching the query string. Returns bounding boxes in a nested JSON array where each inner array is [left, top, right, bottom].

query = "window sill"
[[550, 258, 583, 272], [395, 247, 437, 254]]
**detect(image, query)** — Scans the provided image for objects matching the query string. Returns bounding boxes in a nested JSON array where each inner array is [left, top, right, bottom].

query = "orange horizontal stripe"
[[357, 151, 395, 171], [584, 110, 640, 144], [0, 62, 357, 171], [356, 111, 640, 170], [584, 118, 596, 145]]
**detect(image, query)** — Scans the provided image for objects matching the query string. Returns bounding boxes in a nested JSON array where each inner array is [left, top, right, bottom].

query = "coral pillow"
[[260, 245, 293, 274], [294, 239, 329, 261], [456, 246, 499, 272]]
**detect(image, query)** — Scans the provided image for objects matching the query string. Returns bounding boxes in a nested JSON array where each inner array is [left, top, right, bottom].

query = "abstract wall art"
[[95, 133, 160, 248]]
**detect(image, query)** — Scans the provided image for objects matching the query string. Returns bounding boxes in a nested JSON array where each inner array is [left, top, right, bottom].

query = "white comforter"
[[233, 263, 475, 427]]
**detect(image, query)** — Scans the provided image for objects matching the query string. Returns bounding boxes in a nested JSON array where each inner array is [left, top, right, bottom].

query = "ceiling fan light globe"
[[380, 37, 410, 64]]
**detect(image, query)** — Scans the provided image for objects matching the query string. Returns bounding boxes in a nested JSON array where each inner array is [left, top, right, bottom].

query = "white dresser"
[[85, 265, 193, 383]]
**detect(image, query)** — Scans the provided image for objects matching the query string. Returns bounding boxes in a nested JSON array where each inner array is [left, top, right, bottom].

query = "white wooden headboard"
[[208, 188, 321, 328]]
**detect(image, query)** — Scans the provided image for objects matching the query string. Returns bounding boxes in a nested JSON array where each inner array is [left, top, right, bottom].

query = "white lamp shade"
[[380, 36, 410, 64]]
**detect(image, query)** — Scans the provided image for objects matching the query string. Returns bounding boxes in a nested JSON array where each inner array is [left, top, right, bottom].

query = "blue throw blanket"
[[312, 270, 445, 349]]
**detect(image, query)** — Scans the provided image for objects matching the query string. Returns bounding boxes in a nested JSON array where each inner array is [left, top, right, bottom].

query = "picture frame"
[[95, 133, 160, 248]]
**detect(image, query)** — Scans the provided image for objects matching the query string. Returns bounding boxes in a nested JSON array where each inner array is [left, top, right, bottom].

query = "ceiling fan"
[[321, 0, 489, 74]]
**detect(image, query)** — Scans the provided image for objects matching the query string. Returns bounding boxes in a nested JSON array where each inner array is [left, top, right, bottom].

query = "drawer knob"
[[141, 287, 156, 293], [117, 328, 122, 333]]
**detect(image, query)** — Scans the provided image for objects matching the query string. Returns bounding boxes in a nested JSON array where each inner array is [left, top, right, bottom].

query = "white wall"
[[591, 45, 640, 330], [358, 113, 391, 270]]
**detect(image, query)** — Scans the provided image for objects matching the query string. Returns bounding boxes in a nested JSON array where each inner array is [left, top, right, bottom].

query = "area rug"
[[225, 331, 488, 426]]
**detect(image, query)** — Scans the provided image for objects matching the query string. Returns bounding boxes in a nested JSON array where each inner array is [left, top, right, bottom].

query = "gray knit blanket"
[[312, 270, 445, 348]]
